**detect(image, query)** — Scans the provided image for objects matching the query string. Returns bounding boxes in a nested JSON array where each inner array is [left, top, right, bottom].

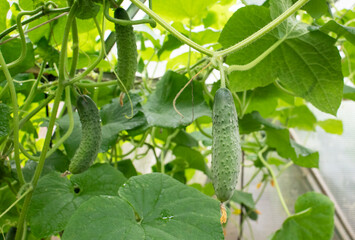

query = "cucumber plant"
[[0, 0, 348, 240]]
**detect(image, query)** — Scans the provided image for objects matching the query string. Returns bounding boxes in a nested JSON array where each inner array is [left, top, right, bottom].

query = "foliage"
[[0, 0, 353, 239]]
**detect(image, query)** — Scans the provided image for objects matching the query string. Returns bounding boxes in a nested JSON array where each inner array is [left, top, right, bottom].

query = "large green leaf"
[[231, 190, 256, 209], [28, 164, 126, 238], [172, 145, 207, 173], [219, 0, 343, 115], [18, 150, 70, 182], [100, 94, 148, 151], [317, 119, 343, 135], [0, 39, 35, 82], [58, 112, 81, 159], [143, 70, 211, 128], [0, 187, 18, 232], [293, 0, 330, 19], [272, 192, 334, 240], [62, 173, 223, 240], [266, 128, 319, 168], [320, 20, 355, 45]]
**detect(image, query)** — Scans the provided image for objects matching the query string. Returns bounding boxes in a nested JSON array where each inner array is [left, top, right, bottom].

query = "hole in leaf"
[[73, 186, 81, 194]]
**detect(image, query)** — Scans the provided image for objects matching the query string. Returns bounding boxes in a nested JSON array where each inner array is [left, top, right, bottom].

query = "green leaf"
[[17, 150, 70, 182], [115, 159, 137, 178], [272, 192, 334, 240], [342, 42, 355, 83], [343, 85, 355, 101], [231, 190, 256, 209], [28, 164, 126, 238], [320, 20, 355, 45], [0, 0, 10, 32], [172, 145, 207, 173], [143, 70, 211, 128], [152, 0, 217, 23], [317, 119, 343, 135], [219, 1, 343, 115], [189, 182, 215, 196], [0, 103, 10, 140], [35, 37, 59, 66], [0, 39, 35, 82], [75, 0, 100, 19], [100, 94, 148, 152], [245, 84, 291, 117], [275, 105, 317, 131], [293, 0, 330, 19], [266, 128, 319, 168], [19, 0, 34, 10], [28, 17, 50, 43], [62, 173, 223, 240], [0, 187, 18, 231], [58, 112, 81, 159], [153, 128, 198, 147]]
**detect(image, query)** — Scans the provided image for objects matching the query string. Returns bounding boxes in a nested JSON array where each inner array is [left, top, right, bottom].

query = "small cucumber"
[[211, 87, 242, 202], [114, 8, 137, 92], [69, 95, 102, 174]]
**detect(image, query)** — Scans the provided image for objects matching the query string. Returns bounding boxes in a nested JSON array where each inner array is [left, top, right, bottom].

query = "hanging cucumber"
[[114, 7, 137, 92], [211, 87, 242, 203], [69, 95, 102, 174]]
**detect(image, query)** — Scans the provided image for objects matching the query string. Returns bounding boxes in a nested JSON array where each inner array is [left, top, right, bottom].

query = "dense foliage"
[[1, 0, 354, 239]]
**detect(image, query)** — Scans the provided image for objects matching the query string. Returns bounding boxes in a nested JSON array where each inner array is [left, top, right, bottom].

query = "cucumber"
[[69, 95, 102, 174], [211, 87, 242, 202], [114, 7, 137, 92]]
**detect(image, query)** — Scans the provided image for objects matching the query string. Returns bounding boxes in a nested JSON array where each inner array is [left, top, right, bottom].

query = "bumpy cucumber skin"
[[114, 8, 137, 92], [69, 95, 102, 174], [212, 88, 242, 202]]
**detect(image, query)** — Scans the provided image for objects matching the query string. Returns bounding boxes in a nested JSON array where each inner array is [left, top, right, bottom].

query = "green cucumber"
[[69, 95, 102, 174], [211, 87, 242, 202], [114, 7, 137, 92]]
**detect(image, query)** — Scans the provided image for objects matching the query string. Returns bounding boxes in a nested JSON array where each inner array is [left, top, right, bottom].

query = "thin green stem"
[[19, 143, 39, 161], [258, 146, 291, 216], [232, 92, 243, 115], [242, 169, 261, 190], [0, 7, 70, 40], [187, 19, 192, 79], [67, 17, 105, 85], [218, 59, 226, 88], [45, 87, 74, 158], [215, 0, 309, 57], [14, 4, 78, 240], [20, 63, 46, 117], [274, 79, 295, 96], [0, 83, 8, 99], [19, 95, 55, 129], [75, 80, 117, 88], [104, 2, 156, 27], [0, 8, 43, 70], [70, 19, 79, 78], [0, 185, 32, 219], [255, 180, 268, 203], [160, 129, 180, 173], [0, 51, 25, 185], [93, 69, 103, 102], [276, 161, 293, 178], [195, 119, 212, 139], [129, 0, 214, 56], [227, 38, 284, 73]]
